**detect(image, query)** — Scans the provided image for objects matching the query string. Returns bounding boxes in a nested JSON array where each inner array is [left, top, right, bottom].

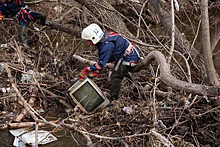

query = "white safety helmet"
[[81, 23, 104, 44]]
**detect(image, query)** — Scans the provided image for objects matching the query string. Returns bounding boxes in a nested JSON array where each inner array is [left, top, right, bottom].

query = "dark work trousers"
[[18, 23, 28, 47], [110, 63, 134, 102], [35, 11, 47, 25], [18, 11, 47, 47]]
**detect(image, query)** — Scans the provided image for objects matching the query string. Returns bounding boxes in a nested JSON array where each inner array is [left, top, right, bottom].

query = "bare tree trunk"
[[46, 21, 80, 37], [15, 86, 37, 122], [74, 0, 133, 37], [201, 0, 219, 86]]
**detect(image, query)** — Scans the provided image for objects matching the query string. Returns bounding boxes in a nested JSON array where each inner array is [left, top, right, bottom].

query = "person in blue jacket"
[[0, 0, 47, 48], [79, 23, 140, 102]]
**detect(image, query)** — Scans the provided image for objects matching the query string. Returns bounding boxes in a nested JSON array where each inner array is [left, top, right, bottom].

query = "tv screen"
[[72, 81, 105, 112]]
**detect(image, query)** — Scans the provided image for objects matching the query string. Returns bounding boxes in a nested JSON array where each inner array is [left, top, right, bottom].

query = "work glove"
[[88, 70, 100, 78], [78, 67, 91, 80], [0, 12, 4, 21]]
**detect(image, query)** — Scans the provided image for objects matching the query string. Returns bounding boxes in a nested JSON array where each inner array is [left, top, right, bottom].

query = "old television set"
[[67, 78, 109, 113]]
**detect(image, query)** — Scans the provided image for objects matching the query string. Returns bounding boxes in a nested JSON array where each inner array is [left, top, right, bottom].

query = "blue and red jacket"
[[0, 0, 25, 16], [89, 32, 140, 71], [0, 0, 35, 26]]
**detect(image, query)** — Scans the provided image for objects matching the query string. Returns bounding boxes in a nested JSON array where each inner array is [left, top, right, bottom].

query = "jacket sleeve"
[[0, 3, 7, 14], [90, 42, 115, 71]]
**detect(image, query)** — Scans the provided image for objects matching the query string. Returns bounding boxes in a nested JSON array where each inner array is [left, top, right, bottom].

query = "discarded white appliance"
[[67, 77, 109, 113], [9, 128, 57, 147]]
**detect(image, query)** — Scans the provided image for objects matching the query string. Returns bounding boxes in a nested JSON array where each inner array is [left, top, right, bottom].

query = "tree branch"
[[132, 51, 220, 96]]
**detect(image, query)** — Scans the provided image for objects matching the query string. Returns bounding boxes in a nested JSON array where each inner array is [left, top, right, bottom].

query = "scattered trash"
[[184, 100, 191, 108], [21, 70, 36, 83], [123, 107, 133, 114], [157, 120, 167, 129], [0, 63, 4, 74], [204, 95, 210, 103], [0, 44, 8, 48], [163, 102, 167, 108], [10, 128, 57, 147], [18, 139, 26, 147], [6, 87, 11, 93], [33, 26, 40, 32], [129, 0, 140, 3], [36, 108, 45, 114], [1, 88, 7, 93], [52, 58, 58, 67], [67, 78, 109, 113], [54, 6, 63, 12]]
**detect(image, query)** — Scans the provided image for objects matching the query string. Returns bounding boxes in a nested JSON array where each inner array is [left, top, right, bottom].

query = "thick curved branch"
[[132, 51, 220, 96]]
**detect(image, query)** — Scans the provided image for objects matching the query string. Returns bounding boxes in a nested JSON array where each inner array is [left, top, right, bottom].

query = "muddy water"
[[0, 129, 86, 147], [0, 129, 14, 147]]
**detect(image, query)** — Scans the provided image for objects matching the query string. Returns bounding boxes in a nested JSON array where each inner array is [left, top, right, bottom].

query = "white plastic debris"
[[129, 0, 140, 3], [36, 108, 45, 114], [34, 26, 40, 32], [6, 87, 11, 93], [1, 87, 13, 93], [18, 139, 26, 147], [54, 6, 63, 12], [184, 100, 191, 108], [9, 128, 57, 147], [158, 120, 167, 129], [123, 107, 133, 114], [21, 70, 36, 83], [174, 0, 180, 11], [1, 88, 7, 93], [204, 95, 210, 103], [53, 58, 57, 66], [0, 44, 8, 48], [0, 63, 5, 74], [163, 102, 167, 108]]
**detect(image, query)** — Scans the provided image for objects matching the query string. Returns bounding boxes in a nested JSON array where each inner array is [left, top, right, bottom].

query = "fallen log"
[[45, 21, 80, 37], [8, 122, 45, 129], [72, 54, 114, 69], [15, 86, 37, 122]]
